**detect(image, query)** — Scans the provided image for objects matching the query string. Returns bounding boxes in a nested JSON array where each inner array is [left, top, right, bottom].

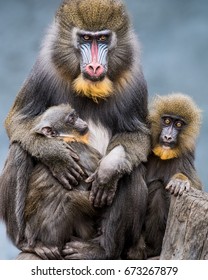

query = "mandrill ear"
[[38, 126, 54, 138], [32, 122, 56, 138]]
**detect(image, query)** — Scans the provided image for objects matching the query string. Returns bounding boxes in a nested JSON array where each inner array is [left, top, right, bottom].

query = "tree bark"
[[160, 188, 208, 260]]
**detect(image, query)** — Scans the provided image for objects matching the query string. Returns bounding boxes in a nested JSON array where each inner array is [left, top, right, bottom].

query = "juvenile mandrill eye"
[[66, 111, 78, 125], [175, 121, 183, 128], [163, 118, 171, 125]]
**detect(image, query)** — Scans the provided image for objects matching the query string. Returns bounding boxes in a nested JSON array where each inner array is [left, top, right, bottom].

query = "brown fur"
[[57, 0, 129, 32]]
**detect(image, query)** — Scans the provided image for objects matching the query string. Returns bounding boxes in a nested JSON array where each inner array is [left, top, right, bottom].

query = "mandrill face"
[[71, 27, 119, 101], [51, 0, 132, 101], [159, 114, 186, 149], [77, 30, 112, 82]]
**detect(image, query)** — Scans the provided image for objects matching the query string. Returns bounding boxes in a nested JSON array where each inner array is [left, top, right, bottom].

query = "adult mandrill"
[[144, 93, 203, 259], [0, 0, 150, 259]]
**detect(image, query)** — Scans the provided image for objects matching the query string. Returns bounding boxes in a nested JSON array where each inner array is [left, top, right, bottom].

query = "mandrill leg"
[[16, 252, 42, 260], [62, 165, 148, 260]]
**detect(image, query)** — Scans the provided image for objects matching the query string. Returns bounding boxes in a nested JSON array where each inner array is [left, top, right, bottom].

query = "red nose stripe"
[[85, 40, 104, 77], [91, 40, 98, 63]]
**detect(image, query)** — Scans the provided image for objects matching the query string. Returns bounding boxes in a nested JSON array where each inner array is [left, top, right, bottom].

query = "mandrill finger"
[[178, 185, 185, 196], [71, 162, 86, 177], [85, 172, 97, 183], [38, 251, 48, 260], [65, 145, 80, 161], [68, 150, 80, 161], [41, 246, 62, 260], [93, 188, 105, 208], [62, 241, 83, 259], [65, 254, 81, 260], [89, 192, 95, 205], [106, 190, 116, 206], [62, 247, 78, 256], [173, 182, 181, 196], [34, 247, 50, 260], [185, 181, 191, 192], [89, 180, 99, 204], [70, 167, 84, 181], [165, 180, 173, 191], [178, 181, 189, 195], [65, 172, 79, 186], [169, 182, 177, 194], [100, 191, 108, 208], [50, 248, 63, 260], [63, 249, 84, 259], [57, 175, 73, 190]]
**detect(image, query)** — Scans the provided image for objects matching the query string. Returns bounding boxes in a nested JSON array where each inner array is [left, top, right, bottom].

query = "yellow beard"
[[72, 74, 113, 103], [152, 145, 180, 160]]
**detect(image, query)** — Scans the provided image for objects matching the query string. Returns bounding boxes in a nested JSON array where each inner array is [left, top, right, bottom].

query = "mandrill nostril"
[[88, 65, 94, 72], [86, 63, 104, 76], [164, 135, 172, 141], [82, 125, 89, 135]]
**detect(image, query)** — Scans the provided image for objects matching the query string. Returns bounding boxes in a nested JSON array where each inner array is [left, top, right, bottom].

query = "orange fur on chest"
[[61, 132, 89, 144], [152, 145, 180, 160]]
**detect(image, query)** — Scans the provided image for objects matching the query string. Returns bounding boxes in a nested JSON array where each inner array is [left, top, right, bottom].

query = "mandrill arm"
[[5, 102, 86, 190], [88, 130, 150, 207], [5, 117, 84, 189]]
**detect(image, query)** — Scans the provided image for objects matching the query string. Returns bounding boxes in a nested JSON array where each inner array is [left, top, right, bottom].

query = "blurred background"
[[0, 0, 207, 259]]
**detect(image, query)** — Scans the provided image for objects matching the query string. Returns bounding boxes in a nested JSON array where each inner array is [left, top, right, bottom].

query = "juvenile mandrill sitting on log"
[[0, 0, 150, 259], [144, 93, 203, 259]]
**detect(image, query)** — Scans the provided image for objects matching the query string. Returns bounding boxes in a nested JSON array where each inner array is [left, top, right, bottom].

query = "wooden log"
[[160, 188, 208, 260]]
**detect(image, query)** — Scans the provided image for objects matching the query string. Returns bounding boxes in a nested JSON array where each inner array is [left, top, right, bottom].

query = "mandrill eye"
[[163, 118, 171, 125], [82, 34, 91, 41], [66, 111, 78, 125], [175, 121, 183, 128], [98, 35, 108, 42]]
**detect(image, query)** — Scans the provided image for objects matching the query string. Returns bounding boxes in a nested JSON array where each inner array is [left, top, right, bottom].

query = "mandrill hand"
[[86, 171, 120, 208], [46, 142, 86, 190], [166, 173, 191, 196], [86, 145, 127, 207]]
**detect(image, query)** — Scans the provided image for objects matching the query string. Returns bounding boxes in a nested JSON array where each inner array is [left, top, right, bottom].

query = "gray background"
[[0, 0, 207, 259]]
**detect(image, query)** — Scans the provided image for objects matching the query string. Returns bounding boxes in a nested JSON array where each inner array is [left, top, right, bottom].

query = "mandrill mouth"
[[161, 142, 176, 149], [83, 70, 106, 82], [82, 60, 107, 82], [160, 139, 176, 149]]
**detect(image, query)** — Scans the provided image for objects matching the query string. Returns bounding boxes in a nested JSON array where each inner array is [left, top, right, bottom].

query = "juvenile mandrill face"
[[34, 105, 89, 140], [159, 114, 186, 149]]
